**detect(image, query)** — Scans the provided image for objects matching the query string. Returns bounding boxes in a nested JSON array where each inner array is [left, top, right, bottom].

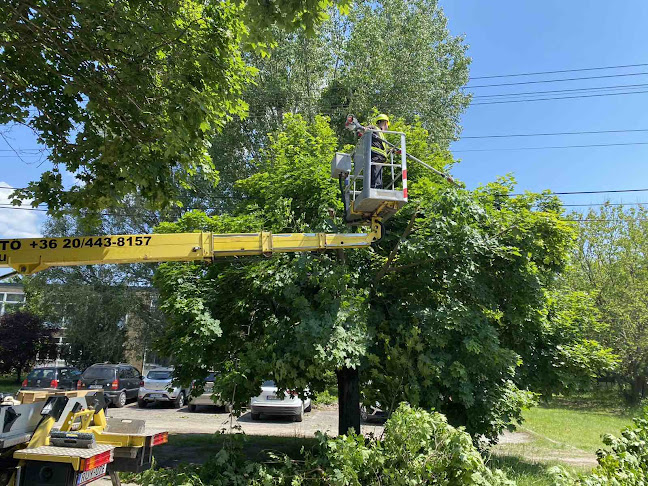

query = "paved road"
[[105, 401, 384, 437]]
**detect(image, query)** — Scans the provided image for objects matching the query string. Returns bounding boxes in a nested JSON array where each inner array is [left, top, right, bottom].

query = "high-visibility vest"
[[371, 130, 388, 158]]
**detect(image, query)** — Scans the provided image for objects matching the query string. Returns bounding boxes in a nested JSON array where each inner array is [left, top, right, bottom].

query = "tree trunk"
[[15, 365, 22, 384], [624, 374, 646, 404], [337, 366, 360, 436]]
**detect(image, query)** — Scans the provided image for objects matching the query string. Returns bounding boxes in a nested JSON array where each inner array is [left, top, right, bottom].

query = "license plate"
[[266, 395, 280, 400], [76, 464, 107, 485], [89, 385, 103, 389], [150, 393, 164, 398]]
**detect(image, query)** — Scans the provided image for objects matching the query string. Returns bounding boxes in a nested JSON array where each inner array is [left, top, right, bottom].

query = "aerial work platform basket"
[[331, 129, 408, 225]]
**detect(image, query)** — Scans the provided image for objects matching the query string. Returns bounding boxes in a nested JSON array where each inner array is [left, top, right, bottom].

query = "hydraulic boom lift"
[[0, 118, 455, 278]]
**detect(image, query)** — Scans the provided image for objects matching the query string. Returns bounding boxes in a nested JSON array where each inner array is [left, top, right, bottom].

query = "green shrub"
[[130, 403, 512, 485], [311, 403, 513, 485], [552, 411, 648, 485], [313, 389, 338, 406]]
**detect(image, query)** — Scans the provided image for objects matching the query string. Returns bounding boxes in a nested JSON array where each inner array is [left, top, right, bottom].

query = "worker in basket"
[[369, 113, 390, 189]]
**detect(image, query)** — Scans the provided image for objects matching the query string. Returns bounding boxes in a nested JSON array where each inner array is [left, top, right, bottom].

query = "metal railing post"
[[401, 133, 407, 199]]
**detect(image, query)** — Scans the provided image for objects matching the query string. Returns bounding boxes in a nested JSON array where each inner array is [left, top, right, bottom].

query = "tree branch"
[[376, 206, 420, 281], [386, 258, 437, 274]]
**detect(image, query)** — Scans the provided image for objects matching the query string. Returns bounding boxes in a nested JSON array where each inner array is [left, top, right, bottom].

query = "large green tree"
[[321, 0, 470, 143], [1, 0, 346, 213], [206, 0, 470, 208], [568, 204, 648, 402], [153, 114, 589, 441]]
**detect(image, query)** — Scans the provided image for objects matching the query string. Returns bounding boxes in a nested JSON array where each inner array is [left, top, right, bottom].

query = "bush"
[[131, 404, 512, 485], [313, 389, 337, 406], [552, 410, 648, 485]]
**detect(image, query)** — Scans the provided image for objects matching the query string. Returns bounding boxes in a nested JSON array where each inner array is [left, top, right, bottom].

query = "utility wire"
[[0, 149, 45, 153], [4, 126, 648, 151], [471, 89, 648, 105], [506, 188, 648, 196], [5, 187, 648, 199], [472, 82, 648, 99], [461, 128, 648, 139], [466, 71, 648, 89], [470, 63, 648, 80], [561, 202, 648, 207], [454, 141, 648, 152], [0, 206, 47, 211], [0, 133, 31, 165], [7, 125, 648, 146], [564, 219, 648, 222]]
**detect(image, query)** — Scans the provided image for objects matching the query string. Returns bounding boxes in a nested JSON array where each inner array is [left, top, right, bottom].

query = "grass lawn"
[[521, 402, 633, 453], [166, 433, 318, 463], [488, 455, 565, 486], [490, 390, 639, 484], [0, 375, 20, 394]]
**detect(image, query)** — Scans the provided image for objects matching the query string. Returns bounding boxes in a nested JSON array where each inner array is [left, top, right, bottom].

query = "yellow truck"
[[0, 390, 167, 486]]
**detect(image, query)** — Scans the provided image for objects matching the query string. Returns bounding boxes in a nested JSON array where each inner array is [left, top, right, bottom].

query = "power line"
[[5, 186, 648, 199], [461, 128, 648, 139], [454, 141, 648, 152], [470, 63, 648, 80], [472, 82, 648, 99], [561, 202, 648, 207], [0, 133, 32, 165], [507, 188, 648, 196], [471, 89, 648, 105], [0, 149, 45, 153], [466, 71, 648, 89], [0, 206, 47, 212], [4, 125, 648, 150], [234, 83, 648, 115], [563, 218, 648, 223]]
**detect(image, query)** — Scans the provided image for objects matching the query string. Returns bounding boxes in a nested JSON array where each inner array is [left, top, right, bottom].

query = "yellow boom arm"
[[0, 220, 382, 275]]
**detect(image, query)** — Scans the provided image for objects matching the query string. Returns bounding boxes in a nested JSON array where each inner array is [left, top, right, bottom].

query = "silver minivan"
[[138, 368, 189, 408]]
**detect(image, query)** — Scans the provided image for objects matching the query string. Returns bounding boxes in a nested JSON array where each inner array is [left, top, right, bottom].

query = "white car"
[[137, 368, 188, 408], [250, 380, 311, 422]]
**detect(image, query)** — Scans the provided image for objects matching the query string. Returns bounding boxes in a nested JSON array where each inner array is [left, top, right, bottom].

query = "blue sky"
[[441, 0, 648, 206], [2, 0, 648, 241]]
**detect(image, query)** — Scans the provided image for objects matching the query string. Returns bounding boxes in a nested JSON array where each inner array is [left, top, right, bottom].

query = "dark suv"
[[77, 363, 142, 407], [21, 366, 82, 391]]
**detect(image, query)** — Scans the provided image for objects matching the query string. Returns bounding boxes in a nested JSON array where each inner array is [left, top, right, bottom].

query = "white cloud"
[[0, 182, 44, 239]]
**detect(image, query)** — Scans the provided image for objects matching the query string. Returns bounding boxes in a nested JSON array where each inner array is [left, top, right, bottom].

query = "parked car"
[[77, 363, 142, 407], [187, 372, 232, 412], [138, 367, 189, 408], [249, 380, 311, 422], [21, 366, 82, 391]]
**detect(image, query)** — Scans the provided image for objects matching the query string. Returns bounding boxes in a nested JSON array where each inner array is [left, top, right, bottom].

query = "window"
[[83, 366, 115, 380], [118, 368, 129, 379], [0, 289, 26, 316], [147, 370, 173, 380], [27, 369, 56, 381]]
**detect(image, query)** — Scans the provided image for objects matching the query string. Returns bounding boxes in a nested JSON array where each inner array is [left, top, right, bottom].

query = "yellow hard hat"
[[375, 114, 390, 124]]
